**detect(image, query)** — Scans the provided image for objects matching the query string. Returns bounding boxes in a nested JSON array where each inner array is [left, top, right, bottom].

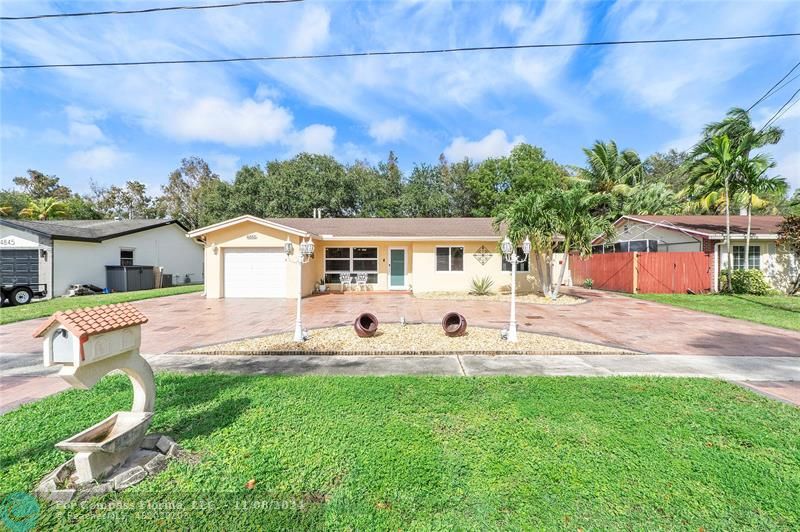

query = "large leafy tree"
[[13, 170, 71, 199], [158, 157, 223, 229], [467, 144, 565, 216], [91, 180, 159, 219], [643, 149, 689, 190], [777, 215, 800, 294], [262, 153, 356, 217], [399, 163, 451, 217]]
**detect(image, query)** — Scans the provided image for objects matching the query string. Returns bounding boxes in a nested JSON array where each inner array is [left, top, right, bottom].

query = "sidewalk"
[[4, 352, 799, 413]]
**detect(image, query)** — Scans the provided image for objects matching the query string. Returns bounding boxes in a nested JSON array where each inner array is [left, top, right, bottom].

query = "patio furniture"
[[339, 273, 353, 292], [442, 312, 467, 337], [354, 312, 379, 337], [355, 272, 368, 291]]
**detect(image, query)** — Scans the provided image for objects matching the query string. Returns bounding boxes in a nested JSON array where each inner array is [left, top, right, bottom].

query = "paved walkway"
[[4, 352, 798, 413], [1, 289, 798, 356]]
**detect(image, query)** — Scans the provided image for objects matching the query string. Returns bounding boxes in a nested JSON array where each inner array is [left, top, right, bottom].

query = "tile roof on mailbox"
[[33, 302, 149, 340]]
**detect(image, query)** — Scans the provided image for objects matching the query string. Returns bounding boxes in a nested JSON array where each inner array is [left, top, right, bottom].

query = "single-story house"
[[187, 215, 538, 298], [594, 215, 796, 292], [0, 218, 204, 298]]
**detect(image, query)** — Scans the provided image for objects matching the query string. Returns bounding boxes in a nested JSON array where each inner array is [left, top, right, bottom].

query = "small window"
[[501, 248, 530, 272], [120, 249, 134, 266], [435, 246, 464, 272], [733, 245, 760, 270]]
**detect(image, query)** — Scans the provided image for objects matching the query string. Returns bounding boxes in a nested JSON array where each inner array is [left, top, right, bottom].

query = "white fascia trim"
[[620, 216, 715, 237], [187, 215, 312, 238], [707, 234, 778, 241], [317, 236, 502, 242]]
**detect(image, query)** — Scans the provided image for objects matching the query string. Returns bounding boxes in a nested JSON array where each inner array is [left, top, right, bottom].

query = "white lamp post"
[[285, 237, 315, 342], [501, 235, 531, 342]]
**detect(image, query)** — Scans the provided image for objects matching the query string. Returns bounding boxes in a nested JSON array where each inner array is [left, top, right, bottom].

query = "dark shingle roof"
[[621, 215, 784, 236], [265, 217, 500, 238], [0, 219, 186, 242]]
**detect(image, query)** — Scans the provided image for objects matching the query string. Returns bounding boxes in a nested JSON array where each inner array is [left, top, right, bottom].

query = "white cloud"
[[164, 97, 294, 147], [500, 4, 525, 31], [0, 124, 25, 140], [67, 146, 128, 171], [289, 5, 330, 54], [444, 129, 525, 161], [368, 117, 407, 144], [287, 124, 336, 154]]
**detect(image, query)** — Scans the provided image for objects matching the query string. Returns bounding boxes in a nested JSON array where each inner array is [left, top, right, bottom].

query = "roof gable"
[[0, 218, 187, 242]]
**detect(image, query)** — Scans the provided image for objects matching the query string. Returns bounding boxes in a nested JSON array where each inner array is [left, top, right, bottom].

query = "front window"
[[436, 247, 463, 272], [324, 247, 378, 283], [733, 245, 760, 270], [501, 247, 530, 272], [120, 248, 134, 266]]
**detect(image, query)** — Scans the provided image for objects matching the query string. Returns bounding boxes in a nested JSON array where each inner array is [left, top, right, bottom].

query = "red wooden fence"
[[569, 252, 712, 294]]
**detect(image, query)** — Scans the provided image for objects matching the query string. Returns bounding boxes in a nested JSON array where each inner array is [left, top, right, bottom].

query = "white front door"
[[223, 248, 286, 298]]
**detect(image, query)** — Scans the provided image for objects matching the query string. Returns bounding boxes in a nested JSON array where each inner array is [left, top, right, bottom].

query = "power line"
[[759, 86, 800, 132], [3, 31, 798, 71], [747, 59, 800, 111], [0, 0, 302, 21]]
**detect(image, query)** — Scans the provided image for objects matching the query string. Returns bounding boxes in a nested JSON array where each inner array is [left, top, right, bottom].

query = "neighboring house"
[[187, 215, 537, 298], [0, 219, 204, 298], [595, 215, 796, 292]]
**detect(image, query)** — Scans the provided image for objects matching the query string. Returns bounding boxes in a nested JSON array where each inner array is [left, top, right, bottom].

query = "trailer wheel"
[[10, 287, 33, 306]]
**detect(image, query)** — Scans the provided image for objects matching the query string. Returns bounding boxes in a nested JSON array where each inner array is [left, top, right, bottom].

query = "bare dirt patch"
[[186, 324, 627, 355]]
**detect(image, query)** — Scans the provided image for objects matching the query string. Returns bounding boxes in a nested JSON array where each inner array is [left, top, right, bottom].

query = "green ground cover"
[[632, 293, 800, 331], [0, 285, 203, 325], [1, 374, 798, 530]]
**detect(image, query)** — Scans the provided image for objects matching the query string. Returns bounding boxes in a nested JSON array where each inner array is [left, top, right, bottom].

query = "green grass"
[[1, 374, 798, 530], [632, 293, 800, 331], [0, 284, 203, 325]]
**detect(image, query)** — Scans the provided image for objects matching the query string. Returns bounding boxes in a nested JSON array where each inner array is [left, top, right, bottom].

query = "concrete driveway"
[[0, 288, 798, 356]]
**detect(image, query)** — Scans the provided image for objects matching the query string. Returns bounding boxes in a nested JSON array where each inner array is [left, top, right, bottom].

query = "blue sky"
[[1, 0, 799, 195]]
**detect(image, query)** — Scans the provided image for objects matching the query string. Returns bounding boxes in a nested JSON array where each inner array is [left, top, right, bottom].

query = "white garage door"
[[223, 248, 286, 298]]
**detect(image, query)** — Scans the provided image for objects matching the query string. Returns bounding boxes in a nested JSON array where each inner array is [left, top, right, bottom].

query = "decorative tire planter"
[[441, 312, 467, 337], [354, 313, 379, 337]]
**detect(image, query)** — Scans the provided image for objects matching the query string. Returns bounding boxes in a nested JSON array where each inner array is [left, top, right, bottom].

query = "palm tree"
[[495, 193, 558, 297], [686, 135, 737, 291], [579, 140, 644, 193], [19, 197, 68, 220], [697, 107, 783, 155], [734, 151, 787, 265], [547, 186, 615, 299], [621, 182, 681, 215]]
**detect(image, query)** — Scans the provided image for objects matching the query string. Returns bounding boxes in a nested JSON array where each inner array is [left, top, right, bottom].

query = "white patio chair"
[[339, 273, 353, 292], [355, 272, 368, 291]]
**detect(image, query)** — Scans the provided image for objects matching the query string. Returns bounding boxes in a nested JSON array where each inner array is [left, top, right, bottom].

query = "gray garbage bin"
[[105, 265, 155, 292]]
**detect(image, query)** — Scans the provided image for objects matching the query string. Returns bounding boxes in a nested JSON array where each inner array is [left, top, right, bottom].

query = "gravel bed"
[[414, 292, 583, 305], [187, 324, 626, 355]]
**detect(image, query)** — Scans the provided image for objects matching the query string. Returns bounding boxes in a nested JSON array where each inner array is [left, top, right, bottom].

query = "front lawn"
[[2, 375, 798, 529], [632, 293, 800, 331], [0, 284, 203, 325]]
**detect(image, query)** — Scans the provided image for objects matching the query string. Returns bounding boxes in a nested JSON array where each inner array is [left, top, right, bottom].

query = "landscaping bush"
[[469, 275, 495, 295], [719, 269, 774, 295]]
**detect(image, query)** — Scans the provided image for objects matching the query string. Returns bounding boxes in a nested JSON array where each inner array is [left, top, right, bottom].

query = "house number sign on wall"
[[246, 234, 259, 240]]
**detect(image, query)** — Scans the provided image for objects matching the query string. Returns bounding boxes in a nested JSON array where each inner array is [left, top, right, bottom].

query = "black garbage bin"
[[105, 265, 155, 292]]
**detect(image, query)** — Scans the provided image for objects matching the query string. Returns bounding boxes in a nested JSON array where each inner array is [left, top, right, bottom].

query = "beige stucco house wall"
[[190, 216, 539, 299]]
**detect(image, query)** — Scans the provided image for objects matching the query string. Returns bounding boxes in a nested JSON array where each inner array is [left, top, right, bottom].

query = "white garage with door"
[[223, 248, 286, 298]]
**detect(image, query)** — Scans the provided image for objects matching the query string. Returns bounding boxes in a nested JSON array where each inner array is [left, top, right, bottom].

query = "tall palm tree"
[[697, 107, 783, 155], [19, 197, 68, 220], [579, 140, 644, 193], [547, 186, 615, 299], [686, 135, 737, 291], [735, 151, 787, 265], [495, 193, 558, 297]]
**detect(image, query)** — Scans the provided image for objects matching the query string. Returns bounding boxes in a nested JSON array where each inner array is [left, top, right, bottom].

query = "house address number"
[[246, 234, 258, 240]]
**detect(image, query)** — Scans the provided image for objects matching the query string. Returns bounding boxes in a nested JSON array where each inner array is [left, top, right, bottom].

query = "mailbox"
[[33, 303, 156, 484]]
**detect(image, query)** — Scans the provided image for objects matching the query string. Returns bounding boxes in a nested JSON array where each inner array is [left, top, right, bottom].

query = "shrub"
[[469, 275, 495, 296], [719, 269, 774, 295], [582, 278, 594, 289]]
